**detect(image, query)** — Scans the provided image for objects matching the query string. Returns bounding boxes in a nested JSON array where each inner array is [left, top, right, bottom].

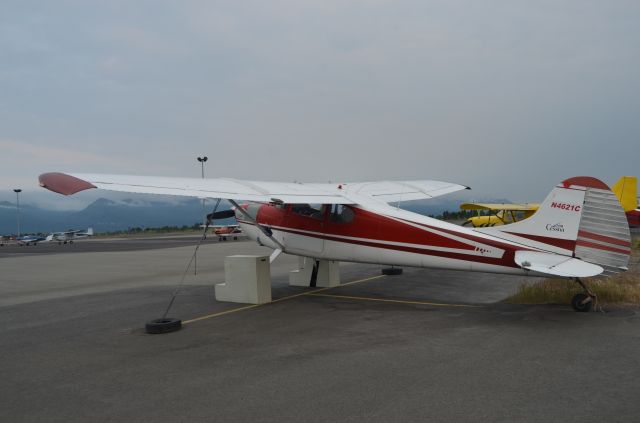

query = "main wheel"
[[145, 317, 182, 334], [571, 293, 592, 312]]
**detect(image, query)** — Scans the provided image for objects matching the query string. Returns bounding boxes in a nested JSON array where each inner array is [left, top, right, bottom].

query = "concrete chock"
[[289, 256, 340, 288], [215, 255, 272, 304]]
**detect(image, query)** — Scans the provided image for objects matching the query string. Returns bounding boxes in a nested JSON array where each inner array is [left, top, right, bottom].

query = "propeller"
[[207, 209, 236, 221]]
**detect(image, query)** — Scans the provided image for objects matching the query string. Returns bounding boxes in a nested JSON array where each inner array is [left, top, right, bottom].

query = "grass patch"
[[506, 239, 640, 306]]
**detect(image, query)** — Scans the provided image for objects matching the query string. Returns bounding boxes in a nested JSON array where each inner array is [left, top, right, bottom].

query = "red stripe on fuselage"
[[398, 218, 537, 253], [252, 223, 519, 268], [503, 232, 576, 251], [258, 204, 478, 252]]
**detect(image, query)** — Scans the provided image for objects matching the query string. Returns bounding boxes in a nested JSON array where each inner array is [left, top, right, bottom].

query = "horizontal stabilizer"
[[514, 251, 603, 278]]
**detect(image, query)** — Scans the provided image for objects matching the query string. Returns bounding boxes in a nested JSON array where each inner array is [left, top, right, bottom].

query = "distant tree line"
[[429, 210, 483, 220], [98, 223, 203, 236]]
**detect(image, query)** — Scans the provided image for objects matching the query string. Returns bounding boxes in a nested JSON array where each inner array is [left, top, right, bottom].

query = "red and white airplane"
[[39, 172, 631, 312]]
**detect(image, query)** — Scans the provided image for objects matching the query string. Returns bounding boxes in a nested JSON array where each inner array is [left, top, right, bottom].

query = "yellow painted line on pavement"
[[183, 274, 387, 325], [306, 293, 482, 308], [182, 304, 261, 324]]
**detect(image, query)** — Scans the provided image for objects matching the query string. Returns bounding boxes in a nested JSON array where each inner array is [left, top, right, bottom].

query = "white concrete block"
[[316, 260, 340, 288], [215, 255, 271, 304], [289, 256, 340, 287], [289, 256, 315, 287]]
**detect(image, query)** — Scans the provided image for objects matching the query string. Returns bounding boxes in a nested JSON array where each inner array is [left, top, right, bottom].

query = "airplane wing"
[[460, 203, 539, 211], [314, 180, 470, 203], [39, 173, 469, 205]]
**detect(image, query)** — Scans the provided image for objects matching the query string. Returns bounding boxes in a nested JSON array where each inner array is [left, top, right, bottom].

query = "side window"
[[292, 203, 325, 220], [330, 204, 354, 223]]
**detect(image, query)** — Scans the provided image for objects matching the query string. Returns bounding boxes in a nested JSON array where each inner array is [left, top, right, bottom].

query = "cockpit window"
[[292, 203, 325, 220], [330, 204, 354, 223]]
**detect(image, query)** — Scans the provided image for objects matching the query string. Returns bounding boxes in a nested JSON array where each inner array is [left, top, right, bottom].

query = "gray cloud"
[[1, 0, 638, 207]]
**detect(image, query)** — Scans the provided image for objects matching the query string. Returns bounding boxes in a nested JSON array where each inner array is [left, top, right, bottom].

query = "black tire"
[[571, 293, 592, 312], [145, 317, 182, 334], [382, 267, 403, 276]]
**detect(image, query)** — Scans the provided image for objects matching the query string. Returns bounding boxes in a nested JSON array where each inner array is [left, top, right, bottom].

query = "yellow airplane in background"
[[461, 176, 637, 228], [460, 203, 539, 227]]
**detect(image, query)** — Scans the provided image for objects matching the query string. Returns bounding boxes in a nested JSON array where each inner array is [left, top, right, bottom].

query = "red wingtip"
[[561, 176, 610, 190], [38, 172, 96, 195]]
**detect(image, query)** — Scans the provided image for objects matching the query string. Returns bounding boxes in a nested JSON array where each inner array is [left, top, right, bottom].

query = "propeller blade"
[[207, 209, 236, 221]]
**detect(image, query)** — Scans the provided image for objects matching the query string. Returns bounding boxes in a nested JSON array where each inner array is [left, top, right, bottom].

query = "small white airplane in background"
[[39, 172, 631, 312], [46, 228, 94, 244]]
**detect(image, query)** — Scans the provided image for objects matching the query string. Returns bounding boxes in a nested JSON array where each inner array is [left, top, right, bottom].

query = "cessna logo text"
[[550, 202, 581, 212], [546, 223, 565, 232]]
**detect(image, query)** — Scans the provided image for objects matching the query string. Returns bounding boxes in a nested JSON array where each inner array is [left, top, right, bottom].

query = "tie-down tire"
[[145, 317, 182, 334]]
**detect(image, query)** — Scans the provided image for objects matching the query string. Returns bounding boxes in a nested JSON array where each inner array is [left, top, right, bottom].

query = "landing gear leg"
[[571, 278, 596, 312]]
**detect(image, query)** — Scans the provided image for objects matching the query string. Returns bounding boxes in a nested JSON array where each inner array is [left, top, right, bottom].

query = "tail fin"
[[87, 227, 94, 236], [612, 176, 638, 212], [477, 176, 631, 276]]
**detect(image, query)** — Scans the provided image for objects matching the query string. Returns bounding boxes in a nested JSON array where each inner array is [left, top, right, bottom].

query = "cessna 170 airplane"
[[38, 172, 631, 312]]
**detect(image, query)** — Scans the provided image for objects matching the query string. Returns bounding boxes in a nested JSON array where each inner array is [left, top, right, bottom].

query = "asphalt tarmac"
[[2, 237, 639, 422], [0, 234, 222, 256]]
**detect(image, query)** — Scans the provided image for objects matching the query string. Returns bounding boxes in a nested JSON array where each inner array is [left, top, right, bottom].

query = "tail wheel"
[[571, 293, 593, 312]]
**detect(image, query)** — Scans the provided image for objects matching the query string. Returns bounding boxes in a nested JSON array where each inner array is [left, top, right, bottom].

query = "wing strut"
[[227, 200, 285, 250]]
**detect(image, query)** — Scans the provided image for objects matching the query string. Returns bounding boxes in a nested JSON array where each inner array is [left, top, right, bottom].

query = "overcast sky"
[[1, 0, 638, 208]]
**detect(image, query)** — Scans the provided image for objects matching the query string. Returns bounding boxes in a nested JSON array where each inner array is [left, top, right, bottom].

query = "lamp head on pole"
[[197, 156, 208, 163], [13, 189, 22, 193]]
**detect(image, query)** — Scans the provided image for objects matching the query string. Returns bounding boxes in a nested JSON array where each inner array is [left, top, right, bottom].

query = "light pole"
[[196, 156, 208, 224], [195, 157, 208, 275], [197, 156, 208, 179], [13, 189, 22, 237]]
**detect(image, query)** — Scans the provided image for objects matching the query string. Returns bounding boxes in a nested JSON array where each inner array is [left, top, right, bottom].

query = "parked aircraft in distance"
[[0, 234, 47, 246], [200, 222, 246, 241], [611, 176, 639, 228], [17, 235, 48, 246], [212, 225, 245, 241], [460, 203, 539, 227], [46, 228, 93, 244], [39, 172, 631, 312]]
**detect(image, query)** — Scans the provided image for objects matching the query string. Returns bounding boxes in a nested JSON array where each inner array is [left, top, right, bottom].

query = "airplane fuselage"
[[236, 202, 538, 276]]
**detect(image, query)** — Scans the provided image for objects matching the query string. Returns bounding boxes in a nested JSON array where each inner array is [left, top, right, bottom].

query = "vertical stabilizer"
[[477, 177, 631, 276]]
